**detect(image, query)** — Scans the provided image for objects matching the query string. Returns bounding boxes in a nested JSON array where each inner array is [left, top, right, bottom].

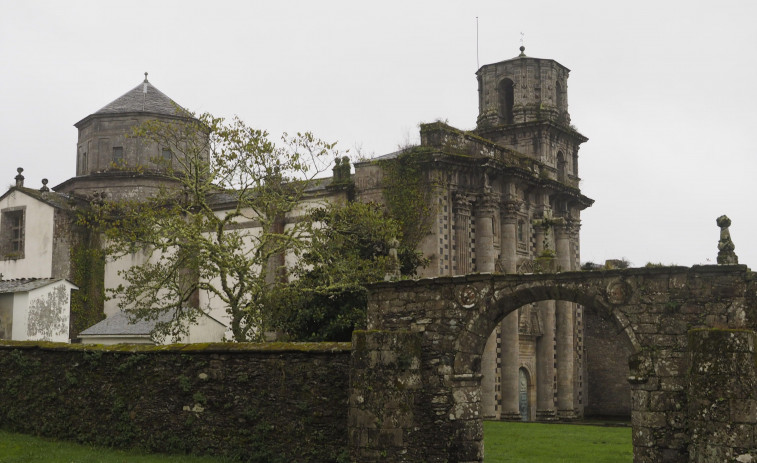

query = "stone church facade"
[[0, 48, 630, 420], [362, 46, 595, 421]]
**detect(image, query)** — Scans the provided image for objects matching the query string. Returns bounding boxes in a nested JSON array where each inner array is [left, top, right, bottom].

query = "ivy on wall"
[[378, 147, 436, 272], [0, 342, 351, 462], [68, 228, 105, 338]]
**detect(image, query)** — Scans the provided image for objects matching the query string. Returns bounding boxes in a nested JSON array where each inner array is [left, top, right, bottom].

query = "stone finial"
[[331, 156, 351, 184], [40, 178, 49, 192], [519, 45, 526, 57], [716, 215, 738, 265], [15, 167, 24, 188], [144, 72, 149, 83]]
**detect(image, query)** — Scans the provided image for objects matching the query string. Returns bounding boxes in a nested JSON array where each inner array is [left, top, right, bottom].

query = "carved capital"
[[500, 199, 521, 218], [476, 192, 500, 214], [567, 218, 581, 238], [453, 191, 474, 214]]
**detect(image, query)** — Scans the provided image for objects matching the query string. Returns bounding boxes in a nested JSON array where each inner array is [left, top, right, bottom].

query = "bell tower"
[[475, 47, 587, 183]]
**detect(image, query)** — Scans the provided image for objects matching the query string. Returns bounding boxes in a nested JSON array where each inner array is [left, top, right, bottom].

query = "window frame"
[[1, 206, 26, 260], [113, 146, 124, 165]]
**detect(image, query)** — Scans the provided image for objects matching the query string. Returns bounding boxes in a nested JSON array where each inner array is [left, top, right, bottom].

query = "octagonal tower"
[[54, 74, 203, 201]]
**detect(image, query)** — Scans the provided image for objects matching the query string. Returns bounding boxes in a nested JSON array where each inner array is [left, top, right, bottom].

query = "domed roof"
[[93, 73, 185, 117]]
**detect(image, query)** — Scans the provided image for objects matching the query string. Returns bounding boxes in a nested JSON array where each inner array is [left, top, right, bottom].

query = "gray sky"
[[2, 0, 756, 268]]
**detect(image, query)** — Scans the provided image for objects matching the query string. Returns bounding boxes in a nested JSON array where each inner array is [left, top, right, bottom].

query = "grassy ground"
[[0, 421, 632, 462], [0, 430, 229, 463], [484, 421, 633, 463]]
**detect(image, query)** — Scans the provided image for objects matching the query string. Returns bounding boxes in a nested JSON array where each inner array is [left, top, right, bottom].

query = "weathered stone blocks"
[[361, 266, 757, 462], [688, 329, 757, 462]]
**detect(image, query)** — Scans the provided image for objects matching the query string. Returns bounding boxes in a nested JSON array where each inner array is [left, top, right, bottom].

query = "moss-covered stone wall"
[[0, 341, 351, 463]]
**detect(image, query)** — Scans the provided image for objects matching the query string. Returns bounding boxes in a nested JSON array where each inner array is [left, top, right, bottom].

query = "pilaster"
[[453, 192, 473, 275], [474, 193, 499, 273]]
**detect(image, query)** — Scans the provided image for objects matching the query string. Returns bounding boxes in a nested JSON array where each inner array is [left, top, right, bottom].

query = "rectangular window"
[[1, 207, 25, 259], [162, 148, 172, 161], [113, 146, 124, 164]]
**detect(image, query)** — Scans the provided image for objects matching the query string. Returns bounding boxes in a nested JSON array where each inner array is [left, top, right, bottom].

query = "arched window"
[[477, 75, 483, 114], [517, 219, 525, 242], [573, 151, 579, 176], [79, 149, 87, 175], [557, 151, 566, 183], [498, 78, 515, 124]]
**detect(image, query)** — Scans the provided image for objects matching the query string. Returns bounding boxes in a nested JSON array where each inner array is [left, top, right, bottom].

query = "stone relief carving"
[[606, 280, 632, 305], [518, 305, 542, 336], [456, 285, 480, 309]]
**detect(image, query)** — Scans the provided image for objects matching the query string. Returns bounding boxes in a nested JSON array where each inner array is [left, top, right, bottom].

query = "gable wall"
[[25, 283, 72, 342], [0, 191, 55, 279]]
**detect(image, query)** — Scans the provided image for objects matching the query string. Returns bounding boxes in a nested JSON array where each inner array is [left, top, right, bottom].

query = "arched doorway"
[[518, 367, 531, 421]]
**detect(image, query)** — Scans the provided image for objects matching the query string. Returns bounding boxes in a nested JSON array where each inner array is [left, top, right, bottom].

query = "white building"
[[0, 278, 78, 342]]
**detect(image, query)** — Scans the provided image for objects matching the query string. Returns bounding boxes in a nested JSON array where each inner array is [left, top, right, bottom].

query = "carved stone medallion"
[[606, 280, 632, 305], [457, 285, 480, 308]]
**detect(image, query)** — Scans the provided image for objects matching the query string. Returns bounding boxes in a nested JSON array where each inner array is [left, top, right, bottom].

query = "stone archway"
[[349, 265, 757, 462]]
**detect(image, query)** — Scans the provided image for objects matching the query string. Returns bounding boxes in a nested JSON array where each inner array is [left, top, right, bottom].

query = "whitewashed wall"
[[0, 191, 55, 279]]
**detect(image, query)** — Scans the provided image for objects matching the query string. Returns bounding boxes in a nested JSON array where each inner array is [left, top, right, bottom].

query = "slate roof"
[[79, 309, 225, 337], [0, 278, 73, 294], [205, 176, 337, 209], [93, 76, 185, 117], [0, 186, 81, 211], [371, 150, 402, 161], [78, 311, 164, 336]]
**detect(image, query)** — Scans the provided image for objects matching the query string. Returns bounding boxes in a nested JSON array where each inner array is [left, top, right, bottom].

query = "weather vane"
[[520, 32, 525, 47]]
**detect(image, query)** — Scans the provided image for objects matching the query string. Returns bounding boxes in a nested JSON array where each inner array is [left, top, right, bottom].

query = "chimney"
[[14, 167, 24, 188]]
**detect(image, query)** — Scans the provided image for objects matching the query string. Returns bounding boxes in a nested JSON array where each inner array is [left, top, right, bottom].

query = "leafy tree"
[[270, 201, 424, 341], [98, 112, 338, 341], [379, 147, 437, 256]]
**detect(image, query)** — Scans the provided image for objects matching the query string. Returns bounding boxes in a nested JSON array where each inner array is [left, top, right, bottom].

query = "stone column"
[[555, 222, 577, 419], [535, 302, 556, 420], [453, 193, 473, 275], [533, 213, 557, 420], [499, 199, 521, 420], [474, 194, 498, 273], [476, 194, 499, 418]]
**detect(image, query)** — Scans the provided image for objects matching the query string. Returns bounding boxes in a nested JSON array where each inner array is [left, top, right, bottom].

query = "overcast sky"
[[2, 0, 756, 268]]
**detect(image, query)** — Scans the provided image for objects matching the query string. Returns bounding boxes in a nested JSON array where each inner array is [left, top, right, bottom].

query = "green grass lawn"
[[0, 422, 632, 462], [0, 430, 229, 463], [484, 421, 633, 462]]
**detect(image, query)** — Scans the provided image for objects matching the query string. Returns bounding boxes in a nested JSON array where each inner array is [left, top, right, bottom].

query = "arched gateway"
[[349, 265, 757, 462]]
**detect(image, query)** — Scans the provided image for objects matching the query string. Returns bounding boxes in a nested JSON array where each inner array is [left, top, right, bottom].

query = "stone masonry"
[[349, 265, 757, 462]]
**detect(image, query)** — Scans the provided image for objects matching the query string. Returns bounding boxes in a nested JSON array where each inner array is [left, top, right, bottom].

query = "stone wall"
[[353, 266, 757, 462], [350, 331, 424, 462], [687, 329, 756, 462], [583, 309, 632, 417], [0, 341, 350, 462]]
